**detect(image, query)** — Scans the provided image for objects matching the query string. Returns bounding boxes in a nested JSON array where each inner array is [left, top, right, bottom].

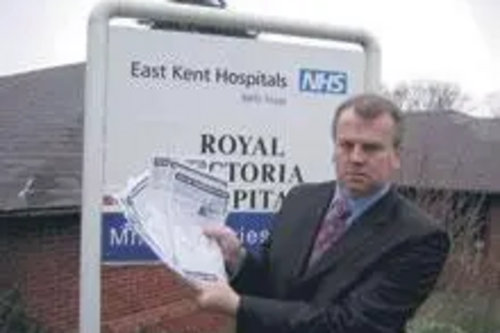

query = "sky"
[[1, 0, 498, 111]]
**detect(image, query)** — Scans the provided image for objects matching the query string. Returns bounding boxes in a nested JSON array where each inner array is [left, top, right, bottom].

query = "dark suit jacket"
[[231, 181, 450, 333]]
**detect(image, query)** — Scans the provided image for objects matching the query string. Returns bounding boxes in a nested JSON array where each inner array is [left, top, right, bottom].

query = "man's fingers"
[[193, 280, 217, 309], [203, 225, 232, 237], [201, 225, 243, 268], [203, 225, 239, 246], [202, 225, 222, 237], [191, 279, 205, 293]]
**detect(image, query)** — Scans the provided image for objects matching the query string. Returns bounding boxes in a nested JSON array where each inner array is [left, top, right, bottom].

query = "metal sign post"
[[81, 1, 380, 332]]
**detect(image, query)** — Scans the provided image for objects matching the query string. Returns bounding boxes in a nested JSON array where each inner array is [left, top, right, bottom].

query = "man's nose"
[[350, 145, 366, 163]]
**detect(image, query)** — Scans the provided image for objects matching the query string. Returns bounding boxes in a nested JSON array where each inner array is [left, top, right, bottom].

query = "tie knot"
[[332, 197, 351, 220]]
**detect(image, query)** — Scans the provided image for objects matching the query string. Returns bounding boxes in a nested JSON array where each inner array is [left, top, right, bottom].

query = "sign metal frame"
[[81, 1, 381, 331]]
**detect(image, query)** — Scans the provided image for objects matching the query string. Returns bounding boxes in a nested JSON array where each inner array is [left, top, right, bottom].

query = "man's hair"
[[332, 93, 404, 149]]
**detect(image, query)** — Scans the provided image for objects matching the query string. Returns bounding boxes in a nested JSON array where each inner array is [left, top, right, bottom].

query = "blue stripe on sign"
[[102, 211, 277, 262], [226, 212, 276, 254], [102, 212, 159, 262]]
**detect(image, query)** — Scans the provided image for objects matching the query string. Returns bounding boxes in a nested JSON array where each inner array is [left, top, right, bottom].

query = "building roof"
[[1, 63, 499, 212], [397, 111, 500, 193], [0, 64, 83, 212]]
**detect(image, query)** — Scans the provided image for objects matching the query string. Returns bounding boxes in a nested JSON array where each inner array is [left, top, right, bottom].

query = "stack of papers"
[[116, 157, 230, 283]]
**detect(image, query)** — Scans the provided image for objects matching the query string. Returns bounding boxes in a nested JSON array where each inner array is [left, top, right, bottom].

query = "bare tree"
[[484, 91, 500, 118], [383, 80, 470, 112]]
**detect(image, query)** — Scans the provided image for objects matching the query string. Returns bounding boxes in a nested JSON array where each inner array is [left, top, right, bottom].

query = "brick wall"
[[6, 200, 498, 331], [0, 214, 232, 333], [0, 214, 80, 331], [101, 266, 232, 333]]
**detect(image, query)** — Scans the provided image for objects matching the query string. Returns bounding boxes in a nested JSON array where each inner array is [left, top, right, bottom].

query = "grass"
[[409, 290, 500, 333]]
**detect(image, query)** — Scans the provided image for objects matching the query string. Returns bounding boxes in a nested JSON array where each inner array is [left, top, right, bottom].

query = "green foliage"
[[456, 312, 500, 333], [0, 288, 51, 333], [411, 291, 500, 333], [407, 320, 467, 333]]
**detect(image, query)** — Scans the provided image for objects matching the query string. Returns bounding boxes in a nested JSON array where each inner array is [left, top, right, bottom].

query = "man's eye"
[[340, 142, 353, 150], [363, 144, 383, 152]]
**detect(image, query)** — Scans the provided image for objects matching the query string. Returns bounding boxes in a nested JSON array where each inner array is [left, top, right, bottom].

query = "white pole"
[[79, 3, 113, 333]]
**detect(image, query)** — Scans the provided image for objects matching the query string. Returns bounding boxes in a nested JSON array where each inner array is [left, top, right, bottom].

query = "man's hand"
[[195, 280, 241, 316], [203, 225, 245, 271]]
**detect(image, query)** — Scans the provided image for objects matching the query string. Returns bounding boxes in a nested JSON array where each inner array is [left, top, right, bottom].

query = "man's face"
[[334, 107, 400, 197]]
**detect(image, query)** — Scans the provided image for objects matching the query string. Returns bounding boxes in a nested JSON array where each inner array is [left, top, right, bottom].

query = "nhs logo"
[[299, 69, 348, 94]]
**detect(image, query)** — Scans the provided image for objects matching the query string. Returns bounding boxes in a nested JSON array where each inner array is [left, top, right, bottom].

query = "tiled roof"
[[0, 64, 84, 211], [396, 111, 500, 192]]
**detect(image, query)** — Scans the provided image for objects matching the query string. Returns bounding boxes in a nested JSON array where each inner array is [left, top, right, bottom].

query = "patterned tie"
[[308, 196, 351, 267]]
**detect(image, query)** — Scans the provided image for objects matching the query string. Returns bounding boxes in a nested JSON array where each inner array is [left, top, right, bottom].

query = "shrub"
[[407, 320, 467, 333], [0, 288, 51, 333]]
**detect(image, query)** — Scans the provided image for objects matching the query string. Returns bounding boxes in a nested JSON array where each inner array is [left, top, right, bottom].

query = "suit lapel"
[[288, 182, 335, 282], [297, 188, 397, 284]]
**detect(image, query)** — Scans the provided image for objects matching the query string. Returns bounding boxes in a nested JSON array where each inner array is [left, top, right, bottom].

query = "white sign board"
[[101, 27, 364, 259]]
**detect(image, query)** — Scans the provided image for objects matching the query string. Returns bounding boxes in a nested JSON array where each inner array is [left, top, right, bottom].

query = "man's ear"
[[392, 150, 401, 170]]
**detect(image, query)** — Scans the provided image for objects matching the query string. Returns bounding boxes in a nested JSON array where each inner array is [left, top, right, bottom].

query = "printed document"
[[117, 157, 230, 283]]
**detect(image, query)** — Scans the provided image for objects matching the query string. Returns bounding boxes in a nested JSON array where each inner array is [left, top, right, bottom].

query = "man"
[[196, 93, 451, 333]]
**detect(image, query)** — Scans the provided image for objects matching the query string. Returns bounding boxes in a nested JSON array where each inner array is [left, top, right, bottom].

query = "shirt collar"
[[334, 182, 390, 213]]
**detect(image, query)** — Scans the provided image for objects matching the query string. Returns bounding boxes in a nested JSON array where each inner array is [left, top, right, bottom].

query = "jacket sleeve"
[[229, 185, 305, 297], [235, 231, 450, 333]]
